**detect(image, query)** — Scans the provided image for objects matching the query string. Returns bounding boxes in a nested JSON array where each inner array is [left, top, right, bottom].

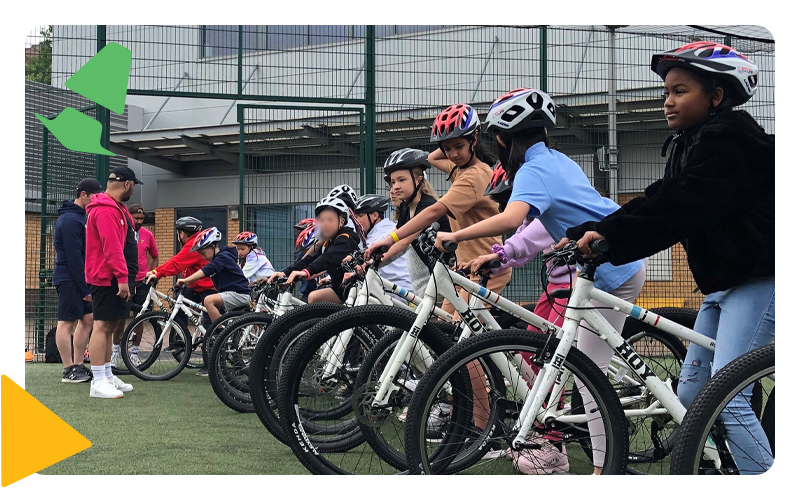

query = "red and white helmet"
[[651, 41, 758, 107], [485, 88, 557, 134], [294, 218, 317, 250], [430, 104, 480, 143], [191, 227, 222, 252], [232, 231, 258, 246]]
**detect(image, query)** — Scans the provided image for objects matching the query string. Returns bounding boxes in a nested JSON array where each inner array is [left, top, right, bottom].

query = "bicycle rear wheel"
[[404, 329, 628, 475], [669, 343, 774, 475]]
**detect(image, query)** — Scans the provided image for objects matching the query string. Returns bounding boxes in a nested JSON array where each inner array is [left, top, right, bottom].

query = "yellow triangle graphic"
[[1, 375, 91, 486]]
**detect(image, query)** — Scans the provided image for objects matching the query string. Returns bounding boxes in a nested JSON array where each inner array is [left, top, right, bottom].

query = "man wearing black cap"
[[85, 167, 143, 398], [53, 178, 103, 383]]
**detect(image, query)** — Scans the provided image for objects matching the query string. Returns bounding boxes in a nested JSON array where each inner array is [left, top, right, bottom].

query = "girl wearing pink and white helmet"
[[568, 42, 774, 474]]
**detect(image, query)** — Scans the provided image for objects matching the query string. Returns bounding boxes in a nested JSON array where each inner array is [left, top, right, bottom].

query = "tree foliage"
[[26, 26, 53, 85]]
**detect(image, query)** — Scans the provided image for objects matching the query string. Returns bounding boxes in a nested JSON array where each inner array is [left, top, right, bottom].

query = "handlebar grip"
[[486, 259, 501, 269], [442, 240, 458, 252], [590, 239, 610, 255], [376, 245, 389, 255]]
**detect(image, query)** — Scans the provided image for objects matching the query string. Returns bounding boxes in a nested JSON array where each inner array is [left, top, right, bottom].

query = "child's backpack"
[[44, 326, 61, 363]]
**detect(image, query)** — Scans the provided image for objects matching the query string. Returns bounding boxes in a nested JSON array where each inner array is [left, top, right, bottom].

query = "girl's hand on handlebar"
[[144, 271, 157, 284], [286, 270, 306, 285], [575, 231, 605, 257], [267, 271, 285, 283], [318, 276, 331, 286], [366, 236, 393, 260], [467, 253, 500, 275], [434, 231, 457, 252], [176, 278, 188, 287]]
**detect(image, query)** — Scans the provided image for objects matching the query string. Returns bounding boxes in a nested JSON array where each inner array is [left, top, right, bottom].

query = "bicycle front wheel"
[[670, 343, 774, 475], [404, 329, 629, 475], [121, 311, 192, 381]]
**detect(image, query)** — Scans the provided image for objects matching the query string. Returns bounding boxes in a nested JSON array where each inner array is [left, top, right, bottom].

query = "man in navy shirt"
[[177, 227, 250, 322], [53, 178, 103, 383]]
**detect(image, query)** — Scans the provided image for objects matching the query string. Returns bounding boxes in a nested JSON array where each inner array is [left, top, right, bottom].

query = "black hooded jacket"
[[53, 200, 91, 297], [566, 110, 774, 294]]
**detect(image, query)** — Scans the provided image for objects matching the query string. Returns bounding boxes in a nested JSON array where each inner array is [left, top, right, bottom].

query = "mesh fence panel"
[[27, 25, 775, 356]]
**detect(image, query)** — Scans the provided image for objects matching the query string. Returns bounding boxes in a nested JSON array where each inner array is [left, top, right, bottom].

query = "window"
[[267, 25, 308, 50], [202, 25, 444, 57], [309, 25, 350, 46], [246, 204, 314, 271], [174, 208, 228, 254]]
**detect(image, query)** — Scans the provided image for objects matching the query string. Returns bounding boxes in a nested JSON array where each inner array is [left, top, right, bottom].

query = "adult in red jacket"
[[85, 167, 142, 399], [145, 217, 216, 359]]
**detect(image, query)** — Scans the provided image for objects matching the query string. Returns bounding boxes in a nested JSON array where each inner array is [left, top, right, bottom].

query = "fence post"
[[238, 104, 245, 232], [539, 26, 548, 92], [607, 26, 619, 203], [37, 126, 49, 353], [237, 26, 244, 98], [364, 26, 377, 195], [95, 25, 110, 184]]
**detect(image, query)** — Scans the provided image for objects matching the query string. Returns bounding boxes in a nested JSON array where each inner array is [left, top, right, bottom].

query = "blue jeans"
[[677, 275, 775, 474]]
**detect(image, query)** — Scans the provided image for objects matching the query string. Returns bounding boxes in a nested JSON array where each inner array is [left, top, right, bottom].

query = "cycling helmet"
[[383, 148, 431, 183], [191, 227, 222, 252], [485, 88, 557, 134], [175, 216, 202, 234], [327, 184, 358, 210], [295, 219, 318, 250], [484, 163, 513, 212], [354, 194, 391, 215], [315, 196, 350, 218], [651, 41, 758, 107], [430, 104, 480, 143], [232, 231, 258, 246]]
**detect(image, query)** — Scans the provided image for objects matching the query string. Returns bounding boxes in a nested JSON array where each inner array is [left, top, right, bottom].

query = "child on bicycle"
[[368, 106, 512, 314], [367, 148, 450, 295], [434, 88, 647, 475], [352, 194, 414, 295], [177, 227, 251, 323], [231, 231, 275, 283], [565, 42, 774, 474], [268, 197, 361, 304]]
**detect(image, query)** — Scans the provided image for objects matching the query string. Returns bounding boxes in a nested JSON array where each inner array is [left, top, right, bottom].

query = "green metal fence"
[[26, 25, 775, 358]]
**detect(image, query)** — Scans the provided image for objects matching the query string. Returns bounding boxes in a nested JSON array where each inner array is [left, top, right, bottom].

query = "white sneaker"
[[108, 375, 133, 393], [110, 350, 121, 366], [129, 353, 141, 366], [90, 378, 124, 399]]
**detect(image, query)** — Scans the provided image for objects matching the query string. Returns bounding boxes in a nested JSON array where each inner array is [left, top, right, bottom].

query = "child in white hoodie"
[[231, 231, 275, 282]]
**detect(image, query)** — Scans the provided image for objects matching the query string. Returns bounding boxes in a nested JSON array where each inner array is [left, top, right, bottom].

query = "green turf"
[[26, 363, 308, 475]]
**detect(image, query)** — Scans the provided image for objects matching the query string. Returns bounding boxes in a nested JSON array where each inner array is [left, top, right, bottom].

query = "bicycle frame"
[[153, 292, 208, 349]]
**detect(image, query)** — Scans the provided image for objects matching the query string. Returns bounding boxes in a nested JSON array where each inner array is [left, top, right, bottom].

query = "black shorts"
[[131, 280, 149, 310], [56, 282, 92, 321], [91, 277, 133, 321]]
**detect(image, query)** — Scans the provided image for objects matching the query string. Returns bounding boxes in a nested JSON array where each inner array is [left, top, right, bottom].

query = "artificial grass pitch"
[[25, 363, 307, 475]]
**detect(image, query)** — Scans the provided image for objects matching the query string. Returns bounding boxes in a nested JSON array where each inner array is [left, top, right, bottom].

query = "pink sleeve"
[[147, 231, 159, 257], [498, 219, 555, 270]]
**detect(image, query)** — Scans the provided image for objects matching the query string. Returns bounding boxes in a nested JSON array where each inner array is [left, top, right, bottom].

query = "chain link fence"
[[25, 25, 775, 358]]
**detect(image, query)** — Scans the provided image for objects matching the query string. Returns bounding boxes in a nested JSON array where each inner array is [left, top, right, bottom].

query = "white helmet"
[[651, 41, 758, 107], [315, 196, 350, 217], [485, 88, 557, 134], [327, 184, 358, 210]]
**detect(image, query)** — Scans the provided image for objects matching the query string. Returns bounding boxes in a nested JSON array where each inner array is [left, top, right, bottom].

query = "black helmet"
[[383, 148, 431, 184], [175, 216, 202, 234], [354, 194, 391, 215]]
